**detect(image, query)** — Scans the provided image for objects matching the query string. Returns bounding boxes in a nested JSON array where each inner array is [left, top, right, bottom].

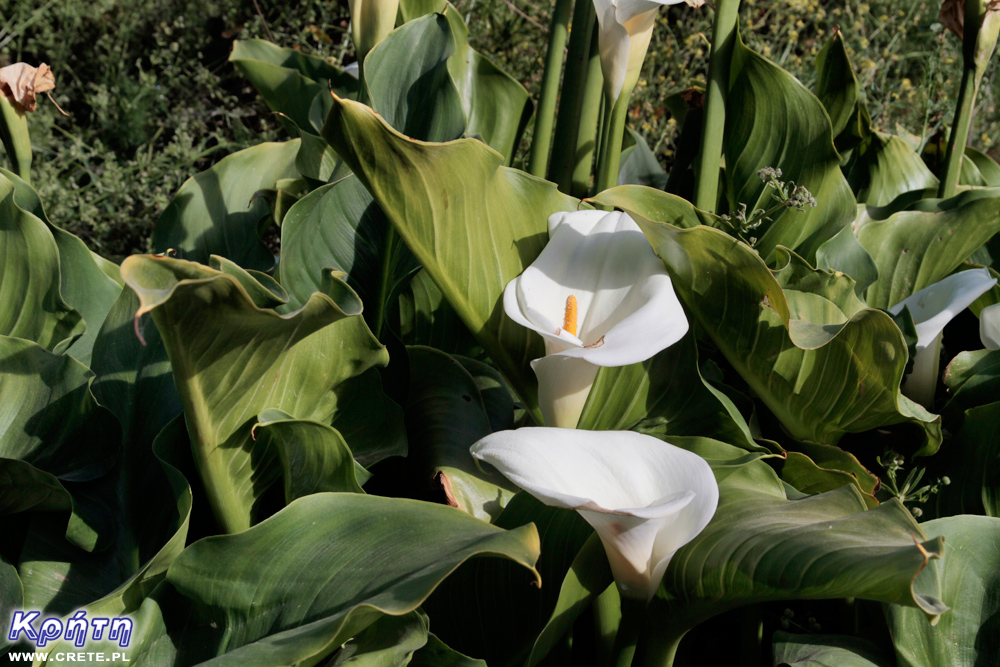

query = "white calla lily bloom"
[[471, 427, 719, 601], [593, 0, 702, 104], [889, 268, 997, 406], [980, 302, 1000, 349], [504, 210, 688, 428]]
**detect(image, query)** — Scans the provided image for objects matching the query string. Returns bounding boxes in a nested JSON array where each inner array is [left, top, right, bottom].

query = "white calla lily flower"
[[503, 210, 688, 428], [470, 427, 719, 601], [889, 268, 997, 406], [349, 0, 400, 61], [593, 0, 702, 104], [981, 302, 1000, 349]]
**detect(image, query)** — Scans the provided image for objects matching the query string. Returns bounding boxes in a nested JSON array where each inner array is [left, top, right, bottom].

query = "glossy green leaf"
[[773, 632, 893, 667], [365, 13, 466, 143], [642, 465, 945, 663], [330, 611, 429, 666], [230, 39, 356, 134], [961, 146, 1000, 187], [814, 29, 869, 154], [856, 193, 1000, 309], [0, 167, 122, 365], [323, 94, 578, 419], [726, 32, 856, 262], [121, 255, 387, 533], [398, 269, 484, 358], [328, 368, 408, 467], [942, 349, 1000, 419], [397, 0, 446, 23], [405, 346, 516, 520], [424, 492, 593, 667], [279, 176, 419, 332], [253, 409, 367, 502], [410, 634, 487, 667], [885, 515, 1000, 667], [442, 6, 532, 161], [815, 225, 879, 296], [153, 141, 301, 271], [846, 132, 939, 206], [634, 219, 941, 449], [589, 185, 718, 229], [0, 175, 82, 351], [44, 493, 540, 667], [618, 129, 667, 190]]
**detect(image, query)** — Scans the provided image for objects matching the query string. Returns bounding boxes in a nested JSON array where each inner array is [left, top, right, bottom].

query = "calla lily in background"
[[980, 301, 1000, 348], [349, 0, 400, 62], [471, 427, 718, 601], [889, 268, 997, 407], [593, 0, 703, 104], [503, 210, 688, 428]]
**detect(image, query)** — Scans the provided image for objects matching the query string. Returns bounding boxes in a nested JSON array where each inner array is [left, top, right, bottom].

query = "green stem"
[[528, 0, 575, 177], [938, 64, 977, 198], [569, 28, 605, 198], [0, 95, 32, 183], [693, 0, 741, 212], [595, 93, 630, 194], [612, 596, 647, 667], [592, 583, 622, 666], [548, 0, 597, 191]]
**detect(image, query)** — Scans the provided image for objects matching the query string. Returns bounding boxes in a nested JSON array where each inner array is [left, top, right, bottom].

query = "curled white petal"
[[471, 427, 719, 600], [889, 269, 996, 406], [980, 302, 1000, 350]]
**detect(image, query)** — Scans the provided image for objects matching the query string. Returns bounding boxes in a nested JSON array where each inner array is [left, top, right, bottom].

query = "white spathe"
[[503, 210, 688, 428], [349, 0, 400, 60], [592, 0, 701, 103], [980, 302, 1000, 349], [889, 268, 997, 406], [470, 427, 719, 601]]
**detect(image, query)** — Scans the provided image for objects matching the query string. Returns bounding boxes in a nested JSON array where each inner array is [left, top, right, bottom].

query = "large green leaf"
[[942, 349, 1000, 419], [44, 493, 540, 667], [328, 368, 408, 467], [442, 6, 532, 162], [230, 39, 357, 134], [424, 492, 593, 667], [405, 346, 516, 521], [846, 132, 939, 207], [772, 632, 894, 667], [279, 175, 419, 332], [0, 556, 20, 653], [121, 255, 387, 533], [153, 141, 301, 271], [633, 218, 940, 449], [641, 457, 945, 663], [0, 168, 122, 365], [323, 95, 578, 419], [398, 269, 484, 357], [856, 193, 1000, 309], [618, 129, 668, 190], [813, 29, 869, 154], [884, 515, 1000, 667], [0, 176, 82, 351], [726, 32, 856, 263]]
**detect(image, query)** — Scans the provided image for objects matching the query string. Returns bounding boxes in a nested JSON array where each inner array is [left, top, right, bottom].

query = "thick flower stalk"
[[504, 210, 688, 428], [471, 427, 719, 602], [980, 301, 1000, 348], [889, 269, 997, 406]]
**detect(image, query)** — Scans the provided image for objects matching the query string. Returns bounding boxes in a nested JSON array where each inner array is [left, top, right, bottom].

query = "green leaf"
[[726, 32, 856, 263], [153, 141, 301, 271], [279, 176, 419, 333], [410, 634, 487, 667], [0, 168, 122, 365], [815, 225, 879, 296], [44, 493, 541, 667], [856, 193, 1000, 309], [323, 95, 578, 419], [618, 129, 668, 190], [643, 471, 945, 661], [424, 493, 592, 667], [942, 349, 1000, 419], [442, 6, 532, 162], [329, 611, 429, 666], [961, 146, 1000, 187], [398, 269, 484, 357], [397, 0, 447, 23], [0, 176, 83, 351], [772, 632, 893, 667], [366, 13, 466, 143], [884, 515, 1000, 667], [329, 368, 408, 467], [121, 255, 387, 533], [253, 409, 367, 503], [634, 219, 941, 449], [577, 331, 759, 451], [230, 39, 356, 134], [846, 132, 939, 206], [405, 346, 516, 520], [0, 556, 21, 653], [589, 185, 719, 229], [814, 29, 870, 154]]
